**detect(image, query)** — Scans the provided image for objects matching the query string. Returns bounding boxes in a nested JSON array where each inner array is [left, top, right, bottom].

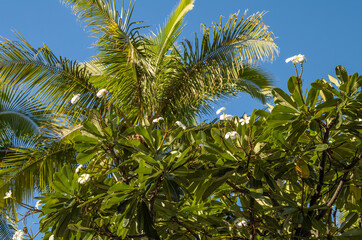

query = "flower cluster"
[[216, 107, 234, 121], [71, 89, 108, 104], [175, 121, 187, 130], [225, 131, 239, 139], [12, 230, 24, 240], [220, 113, 233, 121], [285, 54, 307, 64], [4, 190, 12, 199]]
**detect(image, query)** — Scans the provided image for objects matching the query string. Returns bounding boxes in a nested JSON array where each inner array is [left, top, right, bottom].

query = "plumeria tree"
[[7, 59, 356, 239]]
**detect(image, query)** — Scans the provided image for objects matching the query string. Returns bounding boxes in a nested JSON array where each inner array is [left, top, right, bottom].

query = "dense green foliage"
[[0, 0, 277, 206], [36, 66, 362, 239], [2, 1, 362, 240]]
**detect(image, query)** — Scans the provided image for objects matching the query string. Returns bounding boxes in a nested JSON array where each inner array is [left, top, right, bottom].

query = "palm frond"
[[0, 84, 52, 137], [0, 215, 13, 240], [152, 11, 278, 122], [63, 0, 153, 122], [0, 33, 100, 123], [62, 0, 129, 34], [0, 137, 76, 203], [153, 0, 194, 71]]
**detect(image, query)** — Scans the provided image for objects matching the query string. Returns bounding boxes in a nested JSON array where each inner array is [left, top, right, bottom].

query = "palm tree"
[[0, 84, 61, 238], [0, 0, 278, 206], [0, 0, 277, 125]]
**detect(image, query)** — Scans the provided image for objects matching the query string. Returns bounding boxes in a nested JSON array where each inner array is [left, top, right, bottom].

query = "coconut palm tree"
[[0, 0, 278, 206], [0, 84, 61, 238]]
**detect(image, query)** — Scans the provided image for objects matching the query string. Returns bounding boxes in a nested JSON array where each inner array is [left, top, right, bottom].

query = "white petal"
[[225, 114, 233, 121], [96, 89, 108, 98], [176, 121, 186, 129], [216, 107, 226, 115], [78, 174, 91, 184], [75, 164, 83, 173], [71, 94, 81, 104], [35, 200, 42, 209]]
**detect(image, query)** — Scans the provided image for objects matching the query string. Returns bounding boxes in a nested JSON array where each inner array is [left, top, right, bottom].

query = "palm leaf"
[[153, 0, 195, 71], [0, 84, 52, 137], [0, 33, 100, 123], [0, 136, 76, 203], [152, 11, 277, 123], [0, 215, 13, 240]]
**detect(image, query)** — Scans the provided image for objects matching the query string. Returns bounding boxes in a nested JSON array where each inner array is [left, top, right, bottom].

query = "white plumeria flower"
[[49, 235, 55, 240], [220, 113, 233, 121], [152, 117, 164, 123], [225, 131, 239, 140], [175, 121, 186, 130], [78, 174, 91, 184], [96, 89, 108, 98], [285, 54, 307, 64], [358, 118, 362, 122], [35, 200, 42, 210], [71, 94, 81, 104], [234, 218, 247, 228], [4, 190, 12, 199], [216, 107, 226, 115], [12, 230, 25, 240], [75, 164, 83, 173], [225, 115, 233, 121], [239, 114, 250, 125]]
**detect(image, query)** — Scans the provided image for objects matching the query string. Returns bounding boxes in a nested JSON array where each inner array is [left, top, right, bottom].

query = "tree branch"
[[309, 115, 339, 208], [316, 153, 361, 220]]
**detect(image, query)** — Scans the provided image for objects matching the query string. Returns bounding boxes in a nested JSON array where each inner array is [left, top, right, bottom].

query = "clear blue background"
[[1, 0, 362, 238]]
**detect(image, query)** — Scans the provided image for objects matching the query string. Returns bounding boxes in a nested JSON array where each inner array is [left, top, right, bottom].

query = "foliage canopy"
[[34, 65, 362, 239]]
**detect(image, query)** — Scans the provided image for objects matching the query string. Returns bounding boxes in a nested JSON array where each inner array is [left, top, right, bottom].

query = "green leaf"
[[336, 65, 348, 84], [339, 212, 358, 232], [313, 144, 328, 152], [139, 201, 160, 239], [350, 185, 361, 201], [272, 88, 298, 110], [76, 151, 97, 164], [287, 76, 298, 93], [296, 158, 310, 178], [165, 179, 184, 202], [306, 87, 319, 107], [211, 128, 223, 144], [337, 229, 362, 239], [135, 126, 154, 150], [83, 120, 102, 137], [328, 74, 340, 87]]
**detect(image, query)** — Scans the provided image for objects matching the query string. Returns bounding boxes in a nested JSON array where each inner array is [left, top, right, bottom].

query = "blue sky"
[[1, 0, 362, 238]]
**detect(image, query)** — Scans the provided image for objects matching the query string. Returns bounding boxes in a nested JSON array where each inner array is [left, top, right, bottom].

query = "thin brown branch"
[[316, 153, 361, 220]]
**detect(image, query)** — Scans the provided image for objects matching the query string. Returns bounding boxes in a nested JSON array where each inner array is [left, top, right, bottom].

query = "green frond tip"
[[61, 0, 135, 34], [155, 0, 195, 68]]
